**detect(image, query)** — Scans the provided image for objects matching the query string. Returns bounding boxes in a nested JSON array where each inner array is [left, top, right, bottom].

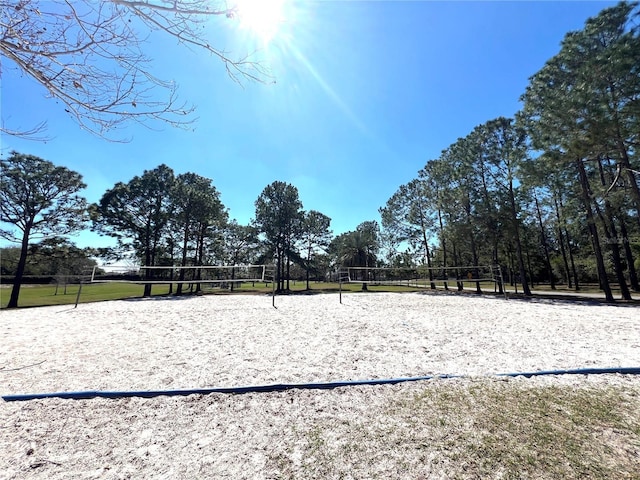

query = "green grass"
[[1, 279, 440, 308], [271, 380, 640, 479], [231, 280, 434, 294], [1, 277, 633, 309], [0, 282, 171, 308]]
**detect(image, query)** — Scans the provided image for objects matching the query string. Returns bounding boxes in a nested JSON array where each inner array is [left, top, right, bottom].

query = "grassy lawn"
[[0, 280, 436, 308], [1, 278, 633, 309], [0, 282, 170, 309], [274, 380, 640, 479]]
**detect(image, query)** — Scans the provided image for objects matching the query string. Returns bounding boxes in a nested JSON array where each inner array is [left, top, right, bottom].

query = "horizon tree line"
[[381, 2, 639, 302], [2, 3, 638, 306], [1, 153, 355, 305]]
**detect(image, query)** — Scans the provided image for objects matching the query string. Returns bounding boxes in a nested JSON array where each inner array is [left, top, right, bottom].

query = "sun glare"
[[234, 0, 288, 43]]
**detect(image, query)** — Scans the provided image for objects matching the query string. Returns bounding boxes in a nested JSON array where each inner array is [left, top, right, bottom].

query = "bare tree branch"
[[0, 0, 272, 141], [0, 118, 51, 141]]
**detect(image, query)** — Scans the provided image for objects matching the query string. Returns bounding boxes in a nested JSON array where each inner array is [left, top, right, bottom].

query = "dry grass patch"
[[3, 379, 639, 479], [270, 379, 640, 479]]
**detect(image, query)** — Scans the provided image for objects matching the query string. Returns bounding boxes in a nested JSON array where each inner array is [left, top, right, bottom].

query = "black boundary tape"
[[3, 367, 640, 402]]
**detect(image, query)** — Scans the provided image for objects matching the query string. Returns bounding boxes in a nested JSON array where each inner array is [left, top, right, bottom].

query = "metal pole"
[[498, 265, 508, 300], [74, 280, 83, 308], [272, 272, 276, 308]]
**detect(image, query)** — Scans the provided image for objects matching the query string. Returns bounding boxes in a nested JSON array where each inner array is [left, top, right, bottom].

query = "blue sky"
[[1, 1, 617, 249]]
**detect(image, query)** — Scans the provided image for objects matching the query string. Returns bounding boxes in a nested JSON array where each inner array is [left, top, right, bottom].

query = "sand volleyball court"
[[1, 292, 639, 478]]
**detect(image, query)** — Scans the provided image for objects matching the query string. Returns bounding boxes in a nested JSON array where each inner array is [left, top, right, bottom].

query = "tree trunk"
[[535, 196, 555, 289], [508, 180, 531, 296], [7, 224, 32, 308], [610, 96, 640, 229], [438, 208, 448, 290], [567, 234, 579, 291], [558, 195, 580, 290], [286, 255, 291, 291], [362, 248, 369, 291], [479, 158, 500, 271], [451, 243, 462, 291], [620, 150, 640, 229], [596, 159, 631, 300], [506, 246, 517, 291], [425, 243, 436, 289], [176, 225, 190, 295], [553, 195, 572, 288], [419, 212, 436, 289], [306, 243, 311, 290], [168, 242, 175, 295], [143, 218, 153, 297], [276, 243, 283, 292], [464, 193, 480, 293], [576, 158, 614, 301], [594, 201, 631, 300], [143, 252, 152, 297], [285, 233, 291, 291], [619, 217, 639, 292], [471, 239, 481, 294], [195, 225, 205, 293]]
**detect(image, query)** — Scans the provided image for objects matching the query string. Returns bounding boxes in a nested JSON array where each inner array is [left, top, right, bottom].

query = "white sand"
[[1, 292, 639, 479]]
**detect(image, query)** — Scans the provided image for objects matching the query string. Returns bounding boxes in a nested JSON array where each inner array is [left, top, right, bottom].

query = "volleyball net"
[[340, 265, 505, 294], [90, 264, 273, 285]]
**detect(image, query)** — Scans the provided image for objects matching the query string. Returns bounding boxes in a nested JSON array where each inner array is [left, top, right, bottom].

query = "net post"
[[498, 265, 508, 300], [74, 279, 83, 308], [271, 267, 276, 308], [339, 273, 342, 304]]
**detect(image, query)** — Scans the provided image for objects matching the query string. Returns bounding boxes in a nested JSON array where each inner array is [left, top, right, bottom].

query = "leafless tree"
[[0, 0, 270, 140]]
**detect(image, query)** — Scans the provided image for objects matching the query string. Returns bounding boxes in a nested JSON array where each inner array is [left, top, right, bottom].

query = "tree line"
[[380, 2, 640, 302], [2, 3, 638, 306], [1, 152, 379, 307]]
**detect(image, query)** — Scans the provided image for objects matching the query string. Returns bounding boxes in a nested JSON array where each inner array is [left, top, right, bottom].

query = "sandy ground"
[[1, 292, 639, 479]]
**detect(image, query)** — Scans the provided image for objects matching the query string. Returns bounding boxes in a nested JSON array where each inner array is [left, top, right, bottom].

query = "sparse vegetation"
[[270, 380, 640, 479]]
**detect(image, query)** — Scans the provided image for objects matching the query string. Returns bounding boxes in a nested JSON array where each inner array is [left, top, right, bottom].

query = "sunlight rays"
[[286, 42, 370, 136], [227, 0, 373, 140], [233, 0, 288, 44]]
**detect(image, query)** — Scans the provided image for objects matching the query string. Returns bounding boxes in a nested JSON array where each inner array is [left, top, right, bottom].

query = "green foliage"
[[254, 181, 303, 291], [379, 3, 640, 299], [170, 172, 227, 293], [221, 220, 260, 266], [330, 221, 381, 288], [90, 165, 232, 296], [0, 151, 87, 308], [254, 181, 303, 245], [0, 238, 97, 277], [0, 152, 88, 242], [518, 1, 640, 300], [4, 4, 638, 304], [90, 164, 175, 264], [380, 178, 434, 264], [0, 247, 20, 276], [300, 210, 333, 288]]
